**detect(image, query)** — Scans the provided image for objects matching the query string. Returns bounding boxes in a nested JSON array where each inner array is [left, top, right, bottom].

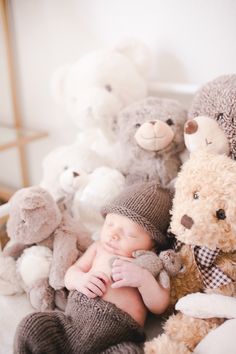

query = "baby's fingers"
[[111, 279, 128, 289], [80, 287, 97, 298], [90, 275, 107, 293], [86, 282, 103, 297], [93, 271, 110, 284]]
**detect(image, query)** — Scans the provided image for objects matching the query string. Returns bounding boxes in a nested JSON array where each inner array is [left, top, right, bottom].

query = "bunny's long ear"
[[113, 38, 151, 78], [50, 64, 71, 104]]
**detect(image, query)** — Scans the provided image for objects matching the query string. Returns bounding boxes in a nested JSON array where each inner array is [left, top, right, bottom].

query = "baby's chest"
[[91, 250, 115, 278]]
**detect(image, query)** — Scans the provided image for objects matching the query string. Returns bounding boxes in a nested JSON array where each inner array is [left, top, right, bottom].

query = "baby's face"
[[100, 213, 154, 257]]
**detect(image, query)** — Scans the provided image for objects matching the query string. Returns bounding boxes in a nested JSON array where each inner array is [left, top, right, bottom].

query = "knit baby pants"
[[14, 290, 145, 354]]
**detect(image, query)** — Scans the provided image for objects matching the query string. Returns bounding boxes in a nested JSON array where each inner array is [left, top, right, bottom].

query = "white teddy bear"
[[40, 143, 126, 238], [51, 39, 150, 166], [40, 141, 107, 201], [71, 166, 125, 238]]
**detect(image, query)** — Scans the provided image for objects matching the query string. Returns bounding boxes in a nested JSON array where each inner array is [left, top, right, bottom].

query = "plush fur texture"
[[133, 249, 182, 289], [52, 39, 149, 132], [71, 166, 125, 238], [184, 115, 230, 156], [115, 97, 187, 187], [146, 151, 236, 353], [1, 187, 91, 311], [50, 39, 150, 177], [187, 74, 236, 159]]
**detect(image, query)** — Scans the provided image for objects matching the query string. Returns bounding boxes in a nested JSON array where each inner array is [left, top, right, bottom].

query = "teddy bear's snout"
[[181, 214, 194, 229], [184, 119, 198, 134]]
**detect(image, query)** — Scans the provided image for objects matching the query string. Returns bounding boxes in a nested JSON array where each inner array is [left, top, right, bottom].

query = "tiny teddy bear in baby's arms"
[[110, 249, 182, 289]]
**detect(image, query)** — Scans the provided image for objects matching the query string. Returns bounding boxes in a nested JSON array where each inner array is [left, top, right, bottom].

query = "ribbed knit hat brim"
[[101, 181, 173, 248]]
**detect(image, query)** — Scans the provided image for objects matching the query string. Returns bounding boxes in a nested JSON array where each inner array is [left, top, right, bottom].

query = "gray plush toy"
[[133, 249, 182, 289], [2, 187, 91, 311], [110, 249, 182, 289], [185, 74, 236, 159], [115, 97, 187, 187]]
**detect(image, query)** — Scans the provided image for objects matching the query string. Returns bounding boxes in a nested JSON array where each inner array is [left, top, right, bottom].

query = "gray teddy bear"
[[186, 74, 236, 159], [115, 97, 187, 187]]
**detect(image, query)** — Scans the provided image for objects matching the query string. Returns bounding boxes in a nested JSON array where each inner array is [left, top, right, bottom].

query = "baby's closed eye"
[[127, 234, 137, 238]]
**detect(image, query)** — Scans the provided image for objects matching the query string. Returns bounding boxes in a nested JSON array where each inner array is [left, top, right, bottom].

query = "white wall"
[[0, 0, 236, 187]]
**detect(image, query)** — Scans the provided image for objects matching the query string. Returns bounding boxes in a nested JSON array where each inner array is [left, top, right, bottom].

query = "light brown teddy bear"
[[2, 186, 91, 311], [145, 151, 236, 354]]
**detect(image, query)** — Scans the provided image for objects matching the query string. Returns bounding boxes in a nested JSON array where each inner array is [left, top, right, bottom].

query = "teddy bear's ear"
[[113, 38, 151, 78], [21, 195, 45, 211], [51, 64, 71, 104]]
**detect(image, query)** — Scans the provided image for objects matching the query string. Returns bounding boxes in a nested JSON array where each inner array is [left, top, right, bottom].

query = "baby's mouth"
[[105, 242, 118, 253]]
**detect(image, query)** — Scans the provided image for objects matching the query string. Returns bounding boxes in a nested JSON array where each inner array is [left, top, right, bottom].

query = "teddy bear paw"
[[29, 278, 55, 311]]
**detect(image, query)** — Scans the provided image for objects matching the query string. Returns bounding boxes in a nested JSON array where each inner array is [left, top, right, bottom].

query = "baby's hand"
[[77, 271, 109, 298], [111, 259, 146, 289]]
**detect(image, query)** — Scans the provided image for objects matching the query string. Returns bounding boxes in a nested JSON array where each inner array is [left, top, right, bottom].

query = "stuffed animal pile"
[[1, 37, 236, 353], [40, 39, 152, 238]]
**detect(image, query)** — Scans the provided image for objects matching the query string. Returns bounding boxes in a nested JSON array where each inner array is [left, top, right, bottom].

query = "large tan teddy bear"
[[145, 151, 236, 354]]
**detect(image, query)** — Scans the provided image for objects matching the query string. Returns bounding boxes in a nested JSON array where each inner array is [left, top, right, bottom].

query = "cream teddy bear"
[[51, 39, 150, 167], [145, 151, 236, 354], [184, 74, 236, 158]]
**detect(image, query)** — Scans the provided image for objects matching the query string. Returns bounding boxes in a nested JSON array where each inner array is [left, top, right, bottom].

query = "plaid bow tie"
[[173, 239, 232, 289]]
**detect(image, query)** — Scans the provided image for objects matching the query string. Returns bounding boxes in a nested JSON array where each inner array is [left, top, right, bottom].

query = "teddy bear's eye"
[[216, 209, 226, 220], [105, 84, 112, 92], [193, 192, 199, 200], [166, 118, 174, 126], [64, 166, 69, 170], [216, 113, 224, 121], [135, 123, 141, 129]]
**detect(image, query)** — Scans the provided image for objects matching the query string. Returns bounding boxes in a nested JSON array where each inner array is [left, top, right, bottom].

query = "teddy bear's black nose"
[[181, 214, 194, 229]]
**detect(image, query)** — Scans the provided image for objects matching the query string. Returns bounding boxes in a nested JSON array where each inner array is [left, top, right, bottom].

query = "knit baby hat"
[[101, 181, 172, 248]]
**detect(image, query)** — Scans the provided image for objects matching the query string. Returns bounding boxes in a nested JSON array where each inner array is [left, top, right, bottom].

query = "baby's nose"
[[111, 233, 119, 240]]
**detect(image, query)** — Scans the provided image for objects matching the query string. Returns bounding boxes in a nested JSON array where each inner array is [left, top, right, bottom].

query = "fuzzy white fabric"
[[51, 41, 149, 131], [194, 319, 236, 354], [16, 246, 53, 289], [176, 292, 236, 319], [72, 166, 125, 237], [0, 294, 34, 354]]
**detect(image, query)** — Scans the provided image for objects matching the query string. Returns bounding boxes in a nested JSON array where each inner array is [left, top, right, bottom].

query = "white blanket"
[[0, 294, 34, 354]]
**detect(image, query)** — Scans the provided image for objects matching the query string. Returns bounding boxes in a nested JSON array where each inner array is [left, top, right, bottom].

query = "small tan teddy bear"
[[133, 249, 182, 289], [110, 249, 182, 290], [145, 151, 236, 354]]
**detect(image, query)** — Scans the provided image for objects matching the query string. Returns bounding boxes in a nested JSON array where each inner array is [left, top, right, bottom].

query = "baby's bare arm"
[[111, 259, 170, 314], [64, 242, 109, 298], [138, 269, 170, 314]]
